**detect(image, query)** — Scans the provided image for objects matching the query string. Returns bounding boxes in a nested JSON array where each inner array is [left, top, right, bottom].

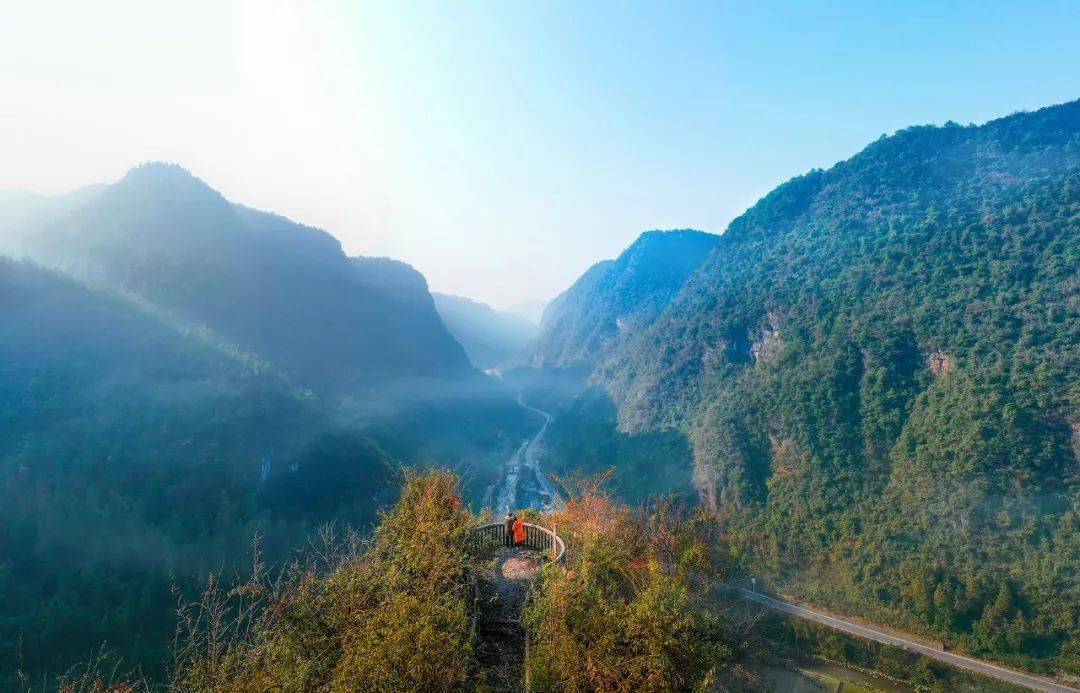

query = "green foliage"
[[524, 487, 748, 691], [0, 258, 390, 687], [543, 387, 694, 503], [172, 470, 475, 692], [601, 101, 1080, 672], [0, 259, 530, 687], [766, 617, 1027, 692]]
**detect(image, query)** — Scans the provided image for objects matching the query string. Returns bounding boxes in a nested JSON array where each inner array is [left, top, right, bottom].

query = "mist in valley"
[[2, 3, 1080, 691]]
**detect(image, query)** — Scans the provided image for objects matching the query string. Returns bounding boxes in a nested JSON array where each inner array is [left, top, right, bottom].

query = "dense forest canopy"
[[0, 258, 411, 683], [587, 100, 1080, 673]]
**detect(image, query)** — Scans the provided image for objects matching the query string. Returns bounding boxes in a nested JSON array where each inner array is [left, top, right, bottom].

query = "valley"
[[485, 397, 561, 513], [0, 97, 1077, 690], [0, 166, 536, 687]]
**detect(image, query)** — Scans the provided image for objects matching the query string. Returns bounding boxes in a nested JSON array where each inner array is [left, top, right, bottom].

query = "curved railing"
[[467, 522, 566, 564]]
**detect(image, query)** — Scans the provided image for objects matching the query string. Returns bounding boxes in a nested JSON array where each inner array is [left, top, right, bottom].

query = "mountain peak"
[[120, 161, 197, 183], [115, 162, 227, 205], [626, 228, 719, 253], [635, 227, 715, 240]]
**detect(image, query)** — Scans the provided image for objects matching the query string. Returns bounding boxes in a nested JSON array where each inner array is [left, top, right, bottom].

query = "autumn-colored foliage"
[[524, 477, 746, 692], [171, 470, 474, 692], [171, 471, 759, 691]]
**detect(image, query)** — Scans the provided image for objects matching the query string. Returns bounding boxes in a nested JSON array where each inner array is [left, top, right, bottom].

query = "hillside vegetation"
[[598, 100, 1080, 672], [0, 258, 398, 685], [172, 471, 475, 691], [0, 165, 534, 686], [164, 472, 743, 692], [525, 481, 753, 691]]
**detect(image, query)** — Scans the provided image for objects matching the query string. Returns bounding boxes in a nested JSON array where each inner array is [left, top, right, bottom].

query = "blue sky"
[[2, 1, 1078, 307]]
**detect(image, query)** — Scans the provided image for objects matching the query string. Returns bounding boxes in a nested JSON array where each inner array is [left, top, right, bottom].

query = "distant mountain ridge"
[[5, 162, 473, 394], [433, 292, 538, 369], [0, 184, 106, 254], [501, 298, 548, 326], [532, 229, 720, 367]]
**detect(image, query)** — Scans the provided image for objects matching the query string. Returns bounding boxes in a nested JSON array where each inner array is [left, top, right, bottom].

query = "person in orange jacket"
[[512, 515, 526, 546]]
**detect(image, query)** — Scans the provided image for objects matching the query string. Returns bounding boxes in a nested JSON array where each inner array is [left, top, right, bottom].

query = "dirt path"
[[472, 547, 543, 691]]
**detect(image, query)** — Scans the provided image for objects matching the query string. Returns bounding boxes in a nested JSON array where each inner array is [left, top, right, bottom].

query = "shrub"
[[170, 470, 474, 692], [524, 481, 746, 691]]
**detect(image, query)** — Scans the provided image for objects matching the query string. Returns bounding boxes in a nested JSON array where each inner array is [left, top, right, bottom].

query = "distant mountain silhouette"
[[532, 229, 719, 367], [0, 184, 105, 255], [11, 162, 473, 394], [501, 298, 548, 326], [433, 292, 538, 369]]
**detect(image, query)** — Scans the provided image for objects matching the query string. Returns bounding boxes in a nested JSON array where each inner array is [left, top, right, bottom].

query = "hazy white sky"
[[2, 1, 1078, 306]]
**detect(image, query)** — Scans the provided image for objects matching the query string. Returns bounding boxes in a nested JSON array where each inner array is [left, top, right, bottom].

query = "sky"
[[1, 1, 1078, 308]]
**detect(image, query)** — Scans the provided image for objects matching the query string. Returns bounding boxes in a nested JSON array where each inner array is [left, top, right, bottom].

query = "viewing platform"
[[466, 521, 566, 564], [466, 522, 565, 691]]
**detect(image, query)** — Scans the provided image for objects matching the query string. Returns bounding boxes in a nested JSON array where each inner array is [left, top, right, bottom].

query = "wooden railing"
[[467, 522, 566, 564]]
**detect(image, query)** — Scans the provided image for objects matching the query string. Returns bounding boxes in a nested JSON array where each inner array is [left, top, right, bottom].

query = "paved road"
[[738, 589, 1078, 693], [515, 398, 561, 508], [484, 398, 560, 513]]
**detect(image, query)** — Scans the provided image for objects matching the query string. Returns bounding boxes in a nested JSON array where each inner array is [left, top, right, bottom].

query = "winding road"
[[738, 588, 1078, 693], [485, 397, 561, 513]]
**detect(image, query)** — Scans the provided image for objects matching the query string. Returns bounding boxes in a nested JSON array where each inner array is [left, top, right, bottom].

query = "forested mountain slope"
[[502, 230, 719, 504], [433, 292, 538, 369], [0, 166, 532, 685], [533, 229, 719, 367], [0, 185, 105, 248], [8, 163, 473, 394], [0, 258, 398, 685], [601, 100, 1080, 672]]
